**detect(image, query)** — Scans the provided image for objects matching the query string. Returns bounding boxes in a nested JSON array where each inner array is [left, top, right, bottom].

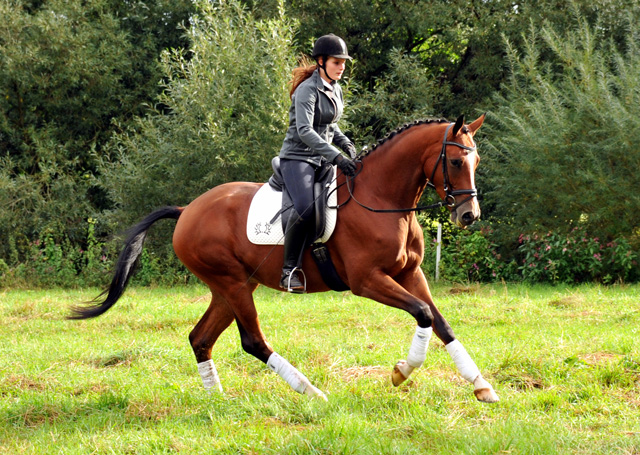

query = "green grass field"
[[1, 283, 639, 454]]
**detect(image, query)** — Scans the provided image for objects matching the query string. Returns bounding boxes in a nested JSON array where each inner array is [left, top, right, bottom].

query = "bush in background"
[[99, 0, 295, 227], [482, 6, 640, 243], [420, 219, 638, 285], [0, 218, 191, 289], [517, 229, 639, 284]]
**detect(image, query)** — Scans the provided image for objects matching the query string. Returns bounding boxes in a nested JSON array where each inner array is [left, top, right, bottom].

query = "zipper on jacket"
[[319, 89, 339, 143]]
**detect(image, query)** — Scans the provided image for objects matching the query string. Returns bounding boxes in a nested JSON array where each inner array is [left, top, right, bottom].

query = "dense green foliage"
[[99, 0, 294, 226], [421, 222, 639, 285], [1, 285, 639, 453], [482, 5, 640, 244], [2, 0, 640, 286], [0, 0, 194, 262]]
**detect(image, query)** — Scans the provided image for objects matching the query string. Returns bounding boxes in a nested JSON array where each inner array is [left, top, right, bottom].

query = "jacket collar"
[[313, 68, 335, 92]]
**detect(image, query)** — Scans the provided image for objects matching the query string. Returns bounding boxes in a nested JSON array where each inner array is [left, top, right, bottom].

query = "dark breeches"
[[280, 158, 317, 221]]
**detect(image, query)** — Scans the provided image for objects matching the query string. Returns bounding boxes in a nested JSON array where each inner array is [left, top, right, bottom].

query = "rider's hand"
[[333, 154, 357, 176], [343, 143, 357, 159]]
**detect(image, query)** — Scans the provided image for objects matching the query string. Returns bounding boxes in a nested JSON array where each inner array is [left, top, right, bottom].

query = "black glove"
[[333, 154, 357, 176], [343, 142, 357, 159]]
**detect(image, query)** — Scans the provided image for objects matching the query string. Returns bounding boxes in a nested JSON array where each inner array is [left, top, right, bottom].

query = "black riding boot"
[[280, 210, 310, 293]]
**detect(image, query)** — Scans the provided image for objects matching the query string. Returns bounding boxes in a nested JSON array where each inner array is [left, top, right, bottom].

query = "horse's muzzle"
[[451, 200, 480, 228]]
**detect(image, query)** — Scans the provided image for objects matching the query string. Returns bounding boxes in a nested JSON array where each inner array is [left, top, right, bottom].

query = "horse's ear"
[[467, 113, 486, 135], [452, 115, 465, 137]]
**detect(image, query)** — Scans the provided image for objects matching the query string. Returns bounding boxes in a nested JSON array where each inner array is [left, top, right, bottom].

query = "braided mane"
[[361, 118, 449, 157]]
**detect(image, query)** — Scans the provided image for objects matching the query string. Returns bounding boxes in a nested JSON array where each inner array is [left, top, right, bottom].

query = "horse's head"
[[428, 114, 484, 228]]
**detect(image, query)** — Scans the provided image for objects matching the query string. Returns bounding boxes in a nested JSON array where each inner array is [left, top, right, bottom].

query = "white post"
[[435, 223, 442, 281]]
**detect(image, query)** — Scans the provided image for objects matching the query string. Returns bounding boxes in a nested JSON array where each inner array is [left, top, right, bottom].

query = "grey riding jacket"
[[279, 69, 352, 167]]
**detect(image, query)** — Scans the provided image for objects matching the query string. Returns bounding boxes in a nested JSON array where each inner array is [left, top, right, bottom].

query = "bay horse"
[[71, 114, 499, 403]]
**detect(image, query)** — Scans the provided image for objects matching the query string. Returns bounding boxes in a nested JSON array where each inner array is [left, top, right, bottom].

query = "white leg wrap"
[[197, 359, 223, 393], [407, 326, 432, 368], [446, 339, 481, 383], [267, 352, 310, 394]]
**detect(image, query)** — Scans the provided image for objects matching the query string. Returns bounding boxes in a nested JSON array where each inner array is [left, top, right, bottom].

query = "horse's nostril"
[[461, 212, 475, 224]]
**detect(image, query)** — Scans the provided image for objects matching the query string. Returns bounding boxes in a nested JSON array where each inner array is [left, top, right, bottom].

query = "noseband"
[[343, 122, 478, 213]]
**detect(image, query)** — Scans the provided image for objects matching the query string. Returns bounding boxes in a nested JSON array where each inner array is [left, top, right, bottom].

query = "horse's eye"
[[450, 159, 462, 168]]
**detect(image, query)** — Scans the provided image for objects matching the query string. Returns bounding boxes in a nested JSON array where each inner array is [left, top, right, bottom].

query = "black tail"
[[69, 206, 183, 320]]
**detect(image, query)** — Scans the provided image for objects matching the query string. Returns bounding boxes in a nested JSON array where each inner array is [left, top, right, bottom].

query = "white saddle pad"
[[246, 175, 338, 245]]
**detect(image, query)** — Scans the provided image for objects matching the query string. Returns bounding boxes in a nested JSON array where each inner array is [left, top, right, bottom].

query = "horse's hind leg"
[[218, 282, 327, 400], [189, 290, 235, 392]]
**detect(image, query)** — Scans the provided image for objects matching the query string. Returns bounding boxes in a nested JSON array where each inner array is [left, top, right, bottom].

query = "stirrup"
[[281, 267, 306, 294]]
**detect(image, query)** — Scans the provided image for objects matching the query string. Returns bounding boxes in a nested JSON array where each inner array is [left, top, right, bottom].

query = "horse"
[[71, 114, 499, 403]]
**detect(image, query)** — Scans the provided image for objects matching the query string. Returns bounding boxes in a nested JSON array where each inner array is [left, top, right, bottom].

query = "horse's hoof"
[[473, 375, 499, 403], [304, 384, 328, 401], [474, 387, 499, 403], [392, 360, 414, 386]]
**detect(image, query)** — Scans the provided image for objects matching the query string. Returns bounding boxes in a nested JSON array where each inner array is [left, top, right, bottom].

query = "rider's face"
[[320, 56, 346, 82]]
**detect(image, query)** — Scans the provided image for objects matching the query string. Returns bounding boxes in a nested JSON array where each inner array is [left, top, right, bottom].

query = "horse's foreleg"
[[354, 271, 437, 385], [445, 338, 498, 402], [189, 290, 236, 393], [391, 325, 432, 386], [396, 268, 499, 403]]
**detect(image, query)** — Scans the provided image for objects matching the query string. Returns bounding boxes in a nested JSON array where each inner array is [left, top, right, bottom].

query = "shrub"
[[0, 219, 114, 288], [420, 216, 638, 284], [483, 7, 640, 242], [99, 0, 295, 227], [423, 226, 513, 283], [517, 228, 639, 284], [419, 210, 512, 283]]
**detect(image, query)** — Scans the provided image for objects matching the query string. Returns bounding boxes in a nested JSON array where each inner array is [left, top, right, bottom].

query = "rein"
[[342, 122, 478, 214]]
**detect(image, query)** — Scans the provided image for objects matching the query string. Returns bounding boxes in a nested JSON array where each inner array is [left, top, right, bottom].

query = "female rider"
[[278, 34, 357, 293]]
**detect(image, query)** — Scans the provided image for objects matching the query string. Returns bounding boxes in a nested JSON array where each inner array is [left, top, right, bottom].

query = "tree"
[[247, 0, 639, 121], [99, 0, 295, 227], [482, 6, 640, 244], [0, 0, 194, 261]]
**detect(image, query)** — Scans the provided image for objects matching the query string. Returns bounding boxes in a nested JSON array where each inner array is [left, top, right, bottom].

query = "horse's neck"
[[361, 128, 440, 209]]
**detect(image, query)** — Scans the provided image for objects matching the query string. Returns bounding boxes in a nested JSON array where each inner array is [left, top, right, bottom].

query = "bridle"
[[340, 122, 478, 213], [426, 122, 478, 208]]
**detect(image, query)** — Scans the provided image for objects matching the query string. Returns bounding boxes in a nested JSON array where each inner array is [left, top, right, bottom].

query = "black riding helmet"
[[311, 34, 351, 82], [311, 34, 352, 60]]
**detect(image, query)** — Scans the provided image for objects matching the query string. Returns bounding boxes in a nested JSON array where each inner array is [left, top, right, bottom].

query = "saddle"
[[267, 157, 335, 240], [247, 158, 338, 245], [246, 157, 349, 292]]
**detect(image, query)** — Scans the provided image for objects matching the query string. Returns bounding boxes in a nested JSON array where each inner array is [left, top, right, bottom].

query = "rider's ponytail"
[[289, 56, 317, 98]]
